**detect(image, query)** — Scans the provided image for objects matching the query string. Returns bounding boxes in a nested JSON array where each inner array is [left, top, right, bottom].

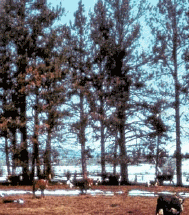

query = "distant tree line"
[[0, 0, 189, 186]]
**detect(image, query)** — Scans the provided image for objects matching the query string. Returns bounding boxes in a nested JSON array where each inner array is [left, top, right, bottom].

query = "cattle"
[[73, 178, 93, 194], [102, 174, 120, 185], [33, 179, 48, 198], [146, 180, 159, 187], [2, 198, 24, 204], [156, 194, 184, 215], [86, 178, 93, 187], [156, 174, 174, 186], [66, 179, 74, 188], [7, 173, 33, 186], [7, 174, 24, 186], [94, 178, 101, 185]]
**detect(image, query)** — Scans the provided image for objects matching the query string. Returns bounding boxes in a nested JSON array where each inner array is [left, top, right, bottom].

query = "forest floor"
[[0, 184, 189, 214]]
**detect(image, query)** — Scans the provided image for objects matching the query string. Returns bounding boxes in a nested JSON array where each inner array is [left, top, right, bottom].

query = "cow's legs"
[[41, 189, 44, 198]]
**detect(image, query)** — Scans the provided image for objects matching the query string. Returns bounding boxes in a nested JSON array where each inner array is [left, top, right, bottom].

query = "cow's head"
[[156, 194, 184, 215]]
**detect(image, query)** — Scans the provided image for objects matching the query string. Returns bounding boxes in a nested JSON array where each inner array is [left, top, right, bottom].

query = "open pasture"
[[0, 184, 189, 214]]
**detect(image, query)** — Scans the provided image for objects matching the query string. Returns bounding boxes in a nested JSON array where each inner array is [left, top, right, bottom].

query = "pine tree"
[[0, 0, 20, 175], [69, 0, 91, 179], [148, 0, 189, 186], [90, 0, 112, 180], [96, 0, 148, 184], [0, 0, 66, 182]]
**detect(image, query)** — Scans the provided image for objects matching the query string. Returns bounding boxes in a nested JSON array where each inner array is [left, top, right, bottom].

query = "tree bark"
[[17, 1, 29, 180], [32, 92, 41, 181], [45, 129, 52, 179], [173, 2, 182, 186], [113, 134, 118, 175], [80, 92, 87, 179], [118, 103, 128, 184], [5, 137, 11, 175], [100, 95, 106, 177], [12, 131, 16, 175]]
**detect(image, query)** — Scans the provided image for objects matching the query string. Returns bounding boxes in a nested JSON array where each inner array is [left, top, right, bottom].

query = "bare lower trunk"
[[175, 79, 182, 186], [80, 92, 87, 180], [156, 135, 160, 177], [118, 107, 128, 184], [81, 144, 87, 179], [5, 137, 11, 175], [100, 97, 106, 177], [113, 134, 118, 175], [119, 135, 128, 184], [45, 131, 52, 179], [12, 131, 16, 175], [20, 97, 29, 181]]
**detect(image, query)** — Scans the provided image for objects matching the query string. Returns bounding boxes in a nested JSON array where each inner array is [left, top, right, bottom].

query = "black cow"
[[156, 174, 174, 186], [102, 174, 120, 185], [73, 178, 93, 194], [156, 194, 184, 215], [2, 198, 24, 204], [7, 175, 22, 185]]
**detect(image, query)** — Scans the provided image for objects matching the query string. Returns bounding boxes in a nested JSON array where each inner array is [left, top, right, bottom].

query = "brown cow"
[[86, 178, 93, 187], [33, 179, 48, 198]]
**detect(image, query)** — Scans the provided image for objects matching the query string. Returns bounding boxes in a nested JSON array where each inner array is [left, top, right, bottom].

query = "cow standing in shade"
[[156, 194, 184, 215]]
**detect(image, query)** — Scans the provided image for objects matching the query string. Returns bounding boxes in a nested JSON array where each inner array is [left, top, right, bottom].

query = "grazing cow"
[[156, 194, 184, 215], [7, 174, 33, 185], [73, 178, 93, 194], [2, 198, 24, 204], [147, 180, 159, 187], [156, 174, 174, 186], [33, 179, 48, 198], [7, 175, 21, 186]]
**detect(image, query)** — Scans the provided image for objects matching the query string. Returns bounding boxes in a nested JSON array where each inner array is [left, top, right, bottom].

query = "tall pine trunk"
[[172, 2, 182, 186], [113, 133, 118, 175], [46, 129, 52, 179], [17, 1, 29, 181], [100, 96, 106, 178], [80, 92, 87, 179], [118, 106, 128, 184], [12, 131, 16, 175], [19, 82, 29, 182], [5, 137, 10, 175], [32, 92, 41, 182]]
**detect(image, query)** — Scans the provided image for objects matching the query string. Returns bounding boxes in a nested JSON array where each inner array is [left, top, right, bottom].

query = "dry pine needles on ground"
[[0, 185, 189, 215]]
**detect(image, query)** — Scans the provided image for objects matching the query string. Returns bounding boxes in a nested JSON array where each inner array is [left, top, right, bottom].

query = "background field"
[[0, 184, 189, 215]]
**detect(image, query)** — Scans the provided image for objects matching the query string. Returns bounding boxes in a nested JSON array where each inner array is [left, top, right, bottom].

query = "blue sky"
[[47, 0, 158, 25], [48, 0, 98, 24]]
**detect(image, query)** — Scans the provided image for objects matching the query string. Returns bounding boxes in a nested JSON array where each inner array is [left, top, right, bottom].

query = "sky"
[[48, 0, 98, 24], [47, 0, 158, 25]]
